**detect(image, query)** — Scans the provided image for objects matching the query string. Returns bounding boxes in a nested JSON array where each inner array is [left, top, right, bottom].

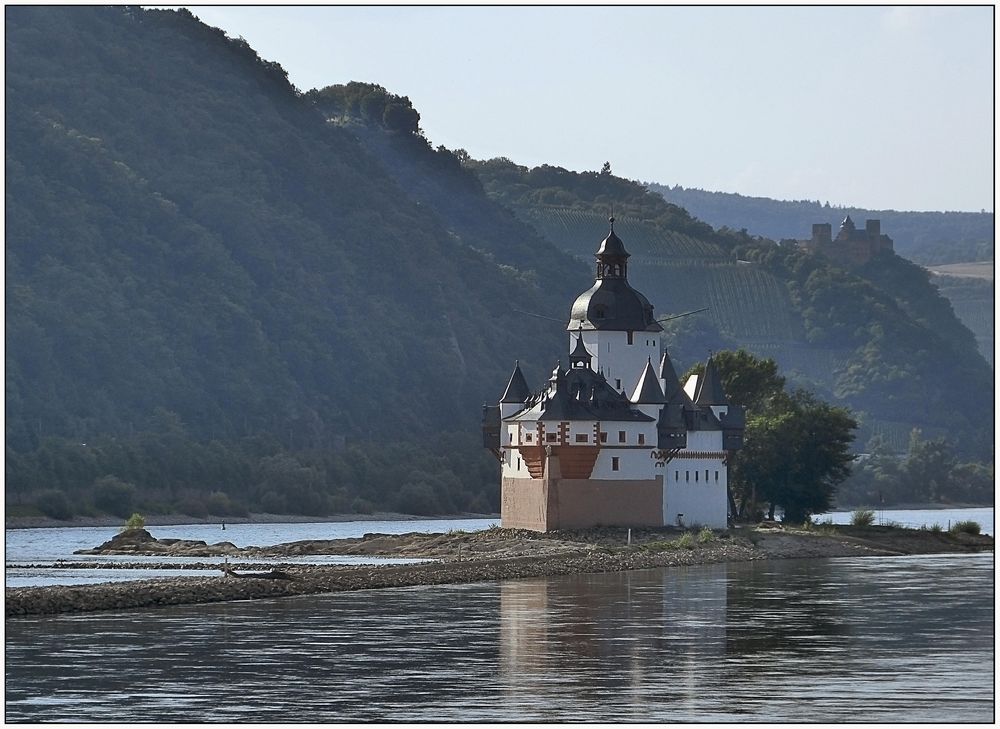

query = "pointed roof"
[[569, 331, 592, 367], [840, 215, 855, 231], [658, 351, 682, 397], [694, 355, 729, 406], [631, 358, 666, 404], [500, 360, 530, 403]]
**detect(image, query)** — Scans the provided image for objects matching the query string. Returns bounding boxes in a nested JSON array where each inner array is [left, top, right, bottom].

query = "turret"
[[499, 360, 531, 418]]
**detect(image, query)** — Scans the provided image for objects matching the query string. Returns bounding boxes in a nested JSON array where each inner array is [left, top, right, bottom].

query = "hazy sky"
[[188, 5, 993, 212]]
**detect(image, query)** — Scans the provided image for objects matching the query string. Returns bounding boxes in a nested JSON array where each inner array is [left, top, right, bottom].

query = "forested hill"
[[468, 160, 993, 460], [647, 184, 994, 265], [5, 7, 583, 518]]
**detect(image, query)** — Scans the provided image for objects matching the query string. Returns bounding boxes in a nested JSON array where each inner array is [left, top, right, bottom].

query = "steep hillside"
[[648, 183, 994, 265], [5, 7, 580, 517], [470, 160, 993, 458]]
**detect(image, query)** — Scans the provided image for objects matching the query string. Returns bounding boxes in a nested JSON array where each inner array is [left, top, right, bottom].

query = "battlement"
[[798, 216, 893, 266]]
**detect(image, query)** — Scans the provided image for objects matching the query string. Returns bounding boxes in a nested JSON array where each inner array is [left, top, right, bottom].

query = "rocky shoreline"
[[7, 524, 992, 618]]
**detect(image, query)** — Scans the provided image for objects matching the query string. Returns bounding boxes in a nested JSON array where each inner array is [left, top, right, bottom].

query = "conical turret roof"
[[500, 360, 530, 404], [631, 358, 666, 404], [694, 355, 729, 406]]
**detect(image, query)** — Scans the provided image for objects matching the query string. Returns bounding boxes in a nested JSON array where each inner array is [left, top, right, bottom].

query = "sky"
[[187, 5, 994, 213]]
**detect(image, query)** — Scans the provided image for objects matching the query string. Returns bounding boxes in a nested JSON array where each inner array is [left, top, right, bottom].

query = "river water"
[[5, 518, 497, 588], [4, 552, 992, 722]]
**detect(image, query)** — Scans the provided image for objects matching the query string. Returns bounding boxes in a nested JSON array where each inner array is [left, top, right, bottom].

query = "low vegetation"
[[851, 509, 876, 526], [950, 520, 982, 536]]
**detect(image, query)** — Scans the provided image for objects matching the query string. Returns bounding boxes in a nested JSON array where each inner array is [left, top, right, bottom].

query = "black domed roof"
[[597, 229, 629, 258], [568, 279, 662, 332]]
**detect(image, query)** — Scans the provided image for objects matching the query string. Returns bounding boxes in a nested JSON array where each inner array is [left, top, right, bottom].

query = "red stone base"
[[501, 475, 663, 532]]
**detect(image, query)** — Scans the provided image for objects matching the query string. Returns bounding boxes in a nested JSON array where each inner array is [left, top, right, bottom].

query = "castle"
[[796, 216, 894, 267], [482, 219, 744, 531]]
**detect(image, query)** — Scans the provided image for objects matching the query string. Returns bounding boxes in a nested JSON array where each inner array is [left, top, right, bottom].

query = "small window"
[[618, 430, 626, 443], [615, 379, 621, 390], [508, 432, 512, 443], [612, 456, 620, 471], [575, 434, 588, 443], [715, 470, 719, 481], [627, 331, 634, 345], [675, 470, 679, 481], [705, 469, 709, 482], [686, 471, 690, 482], [526, 433, 532, 442], [638, 433, 645, 445], [517, 457, 521, 470], [695, 471, 699, 482], [600, 432, 608, 443], [546, 433, 557, 443]]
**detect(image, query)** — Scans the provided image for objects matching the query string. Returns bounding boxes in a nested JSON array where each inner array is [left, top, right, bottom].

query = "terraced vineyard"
[[930, 272, 993, 366], [518, 207, 729, 260], [519, 207, 801, 342]]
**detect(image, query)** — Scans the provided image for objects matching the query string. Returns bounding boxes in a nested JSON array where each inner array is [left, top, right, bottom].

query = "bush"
[[697, 527, 715, 544], [950, 520, 981, 535], [92, 475, 137, 518], [676, 532, 695, 549], [851, 509, 876, 526], [929, 523, 943, 532], [122, 512, 145, 531], [351, 497, 374, 515], [35, 489, 73, 520]]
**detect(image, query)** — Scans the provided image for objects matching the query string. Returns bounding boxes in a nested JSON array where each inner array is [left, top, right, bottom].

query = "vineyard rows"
[[518, 207, 729, 260]]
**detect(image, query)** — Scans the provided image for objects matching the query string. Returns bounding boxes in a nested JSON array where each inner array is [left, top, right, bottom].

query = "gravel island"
[[6, 524, 992, 618]]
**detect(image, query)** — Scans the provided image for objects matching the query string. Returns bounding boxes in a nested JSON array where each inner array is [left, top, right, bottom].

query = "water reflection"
[[5, 554, 993, 723]]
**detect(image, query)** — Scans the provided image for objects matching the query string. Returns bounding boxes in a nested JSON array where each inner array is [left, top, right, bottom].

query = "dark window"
[[705, 469, 709, 482], [546, 433, 557, 443], [695, 471, 699, 482], [618, 430, 626, 443], [638, 433, 645, 445], [615, 379, 621, 389], [600, 432, 608, 443], [675, 470, 679, 481], [686, 471, 690, 482], [715, 471, 719, 481], [612, 457, 620, 471], [576, 434, 588, 443], [627, 331, 634, 345], [525, 433, 532, 442]]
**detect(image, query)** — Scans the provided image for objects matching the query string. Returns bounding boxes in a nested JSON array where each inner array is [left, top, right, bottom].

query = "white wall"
[[577, 330, 660, 396], [663, 463, 728, 529], [590, 421, 656, 479]]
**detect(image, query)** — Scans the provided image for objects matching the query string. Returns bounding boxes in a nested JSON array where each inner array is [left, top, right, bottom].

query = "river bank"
[[6, 523, 992, 618]]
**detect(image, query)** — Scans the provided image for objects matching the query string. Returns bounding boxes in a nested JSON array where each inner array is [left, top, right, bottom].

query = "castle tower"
[[567, 217, 663, 394], [486, 220, 742, 531]]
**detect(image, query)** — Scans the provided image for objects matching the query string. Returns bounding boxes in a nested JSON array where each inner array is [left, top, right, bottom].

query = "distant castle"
[[482, 219, 744, 531], [793, 216, 894, 266]]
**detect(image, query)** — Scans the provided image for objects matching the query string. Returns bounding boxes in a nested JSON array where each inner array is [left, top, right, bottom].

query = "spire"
[[569, 327, 592, 369], [631, 357, 666, 404], [658, 351, 683, 401], [694, 355, 729, 406], [500, 360, 530, 403], [595, 215, 629, 279], [841, 215, 855, 231]]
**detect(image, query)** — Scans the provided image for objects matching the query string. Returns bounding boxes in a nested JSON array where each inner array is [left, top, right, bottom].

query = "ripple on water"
[[4, 554, 993, 722]]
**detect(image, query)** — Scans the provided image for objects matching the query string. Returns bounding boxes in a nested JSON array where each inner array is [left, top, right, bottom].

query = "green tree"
[[705, 351, 857, 523]]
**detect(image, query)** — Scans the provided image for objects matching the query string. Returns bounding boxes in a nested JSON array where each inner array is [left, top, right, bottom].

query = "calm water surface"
[[5, 518, 497, 587], [5, 553, 993, 722]]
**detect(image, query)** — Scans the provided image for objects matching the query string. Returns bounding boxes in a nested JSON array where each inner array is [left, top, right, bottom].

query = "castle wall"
[[663, 470, 728, 529], [501, 475, 664, 531], [579, 330, 659, 395]]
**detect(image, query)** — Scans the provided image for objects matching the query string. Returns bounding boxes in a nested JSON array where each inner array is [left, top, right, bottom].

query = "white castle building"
[[483, 218, 744, 531]]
